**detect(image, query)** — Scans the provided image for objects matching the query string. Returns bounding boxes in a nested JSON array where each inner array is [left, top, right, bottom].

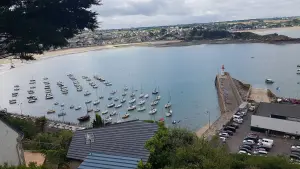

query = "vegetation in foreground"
[[0, 115, 73, 169], [139, 123, 300, 169]]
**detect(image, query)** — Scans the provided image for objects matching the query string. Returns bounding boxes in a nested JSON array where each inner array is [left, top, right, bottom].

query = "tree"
[[92, 114, 103, 128], [0, 0, 101, 60], [35, 116, 47, 133]]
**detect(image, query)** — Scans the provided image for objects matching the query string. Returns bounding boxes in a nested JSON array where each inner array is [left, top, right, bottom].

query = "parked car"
[[259, 138, 274, 146], [229, 124, 239, 129], [256, 146, 267, 151], [291, 151, 300, 156], [291, 145, 300, 151], [257, 142, 272, 149], [233, 114, 242, 119], [238, 150, 251, 155], [233, 118, 243, 124], [290, 154, 300, 160], [219, 132, 230, 138], [224, 126, 236, 132], [222, 130, 234, 136], [240, 144, 252, 151], [243, 139, 255, 145], [253, 149, 268, 155], [239, 148, 252, 154], [220, 137, 226, 142], [235, 112, 244, 117]]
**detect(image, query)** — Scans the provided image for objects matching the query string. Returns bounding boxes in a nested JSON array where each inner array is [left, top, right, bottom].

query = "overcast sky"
[[92, 0, 300, 29]]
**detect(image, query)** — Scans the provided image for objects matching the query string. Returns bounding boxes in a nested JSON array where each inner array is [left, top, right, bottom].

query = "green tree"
[[92, 114, 103, 128], [0, 0, 101, 60], [35, 116, 47, 133]]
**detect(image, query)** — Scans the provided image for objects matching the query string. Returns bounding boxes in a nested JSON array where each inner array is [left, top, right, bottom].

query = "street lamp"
[[19, 103, 23, 115], [205, 110, 211, 129]]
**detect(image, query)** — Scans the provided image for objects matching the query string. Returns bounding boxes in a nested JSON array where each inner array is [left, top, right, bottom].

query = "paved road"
[[0, 120, 20, 165], [249, 88, 270, 103]]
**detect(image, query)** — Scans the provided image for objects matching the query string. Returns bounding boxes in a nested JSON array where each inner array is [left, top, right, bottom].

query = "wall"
[[251, 115, 300, 135]]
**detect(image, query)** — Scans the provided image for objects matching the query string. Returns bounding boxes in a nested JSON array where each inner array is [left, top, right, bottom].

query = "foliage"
[[35, 116, 47, 133], [92, 114, 103, 128], [145, 125, 300, 169], [0, 0, 101, 60], [0, 163, 47, 169]]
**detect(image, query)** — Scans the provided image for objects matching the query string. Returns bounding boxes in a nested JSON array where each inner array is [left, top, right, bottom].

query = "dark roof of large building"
[[78, 152, 140, 169], [255, 102, 300, 119], [67, 120, 158, 162]]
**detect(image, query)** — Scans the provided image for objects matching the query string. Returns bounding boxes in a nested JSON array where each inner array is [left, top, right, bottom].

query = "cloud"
[[92, 0, 300, 29]]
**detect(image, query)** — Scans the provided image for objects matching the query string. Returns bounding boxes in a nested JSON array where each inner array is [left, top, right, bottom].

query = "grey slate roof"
[[256, 102, 300, 119], [67, 120, 158, 162], [78, 152, 139, 169]]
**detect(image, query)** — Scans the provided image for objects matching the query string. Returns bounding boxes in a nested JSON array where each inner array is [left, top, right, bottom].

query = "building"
[[67, 120, 158, 169], [0, 118, 24, 166], [251, 102, 300, 135]]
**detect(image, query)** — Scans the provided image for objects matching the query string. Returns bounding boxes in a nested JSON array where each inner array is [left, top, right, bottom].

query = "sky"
[[92, 0, 300, 29]]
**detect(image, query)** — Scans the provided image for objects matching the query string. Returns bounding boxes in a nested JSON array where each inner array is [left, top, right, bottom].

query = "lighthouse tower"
[[221, 65, 225, 76]]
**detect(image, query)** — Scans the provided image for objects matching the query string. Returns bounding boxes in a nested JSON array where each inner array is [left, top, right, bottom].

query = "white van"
[[259, 138, 274, 146], [257, 142, 272, 149]]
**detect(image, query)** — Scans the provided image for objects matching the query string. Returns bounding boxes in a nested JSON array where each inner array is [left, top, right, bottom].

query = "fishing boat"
[[110, 90, 117, 95], [85, 100, 92, 104], [115, 104, 122, 108], [93, 85, 98, 89], [151, 101, 159, 106], [62, 91, 68, 95], [93, 100, 100, 105], [58, 112, 66, 117], [155, 95, 161, 100], [28, 99, 36, 103], [124, 86, 129, 91], [144, 94, 149, 98], [70, 105, 75, 109], [138, 100, 146, 105], [54, 102, 59, 105], [14, 88, 19, 91], [77, 87, 83, 92], [27, 90, 35, 94], [110, 111, 117, 116], [107, 103, 115, 108], [9, 99, 17, 104], [108, 97, 113, 100], [84, 91, 91, 96], [94, 108, 101, 113], [114, 98, 119, 102], [30, 86, 36, 89], [75, 106, 82, 110], [99, 96, 104, 99], [120, 99, 126, 103], [149, 108, 157, 115], [102, 110, 109, 115], [265, 79, 274, 84], [60, 103, 65, 107], [45, 94, 54, 100], [130, 93, 135, 98], [29, 81, 36, 85], [14, 85, 20, 88], [166, 109, 172, 117], [122, 113, 130, 119], [128, 105, 136, 111], [77, 114, 90, 122], [122, 93, 127, 96], [12, 93, 18, 97], [47, 109, 55, 114], [129, 99, 136, 104], [137, 106, 146, 112], [165, 102, 172, 108], [152, 87, 159, 95]]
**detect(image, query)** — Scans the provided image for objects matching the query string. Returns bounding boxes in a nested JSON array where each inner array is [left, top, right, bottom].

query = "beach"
[[0, 40, 181, 74]]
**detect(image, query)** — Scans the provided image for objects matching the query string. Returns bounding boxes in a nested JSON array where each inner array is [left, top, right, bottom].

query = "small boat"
[[70, 105, 75, 109], [45, 95, 54, 100], [104, 117, 113, 124], [265, 79, 274, 84], [110, 90, 117, 95], [29, 81, 36, 84], [12, 93, 18, 97], [144, 94, 149, 98], [115, 104, 122, 108], [27, 90, 35, 94], [93, 85, 98, 89], [54, 102, 59, 105], [122, 93, 127, 96], [99, 96, 104, 99], [107, 103, 115, 108], [60, 103, 65, 107], [166, 109, 172, 117], [172, 120, 181, 124], [62, 91, 68, 95], [120, 99, 126, 103], [58, 112, 66, 117], [105, 82, 112, 86], [75, 106, 82, 110], [85, 100, 92, 104], [137, 106, 146, 112], [122, 113, 130, 119], [114, 98, 119, 102], [128, 105, 136, 111], [77, 87, 83, 92], [129, 99, 136, 104], [84, 91, 91, 96], [149, 108, 157, 115], [152, 87, 159, 95], [47, 109, 55, 114], [77, 114, 90, 122], [86, 78, 91, 81], [30, 86, 36, 89], [165, 102, 172, 109], [108, 97, 113, 100], [110, 111, 117, 116], [28, 99, 36, 103], [93, 100, 100, 105], [87, 109, 93, 112], [82, 76, 88, 79], [297, 65, 300, 68], [138, 100, 146, 105], [9, 99, 17, 104], [102, 110, 109, 115], [130, 93, 135, 98], [14, 88, 19, 91], [43, 77, 48, 80], [14, 85, 20, 88], [139, 94, 144, 98], [151, 101, 159, 106], [94, 108, 101, 113], [155, 95, 161, 101], [124, 86, 129, 91]]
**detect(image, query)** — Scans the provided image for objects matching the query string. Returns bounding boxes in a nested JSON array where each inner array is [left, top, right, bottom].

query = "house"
[[0, 118, 24, 166], [251, 102, 300, 135], [67, 120, 158, 169]]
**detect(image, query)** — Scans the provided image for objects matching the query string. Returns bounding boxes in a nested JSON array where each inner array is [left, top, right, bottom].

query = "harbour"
[[2, 43, 300, 131]]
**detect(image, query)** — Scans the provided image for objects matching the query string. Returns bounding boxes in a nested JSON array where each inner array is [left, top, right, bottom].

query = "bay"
[[1, 43, 300, 131]]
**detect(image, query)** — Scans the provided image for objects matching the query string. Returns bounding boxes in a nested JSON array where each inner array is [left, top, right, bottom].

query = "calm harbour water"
[[1, 29, 300, 131]]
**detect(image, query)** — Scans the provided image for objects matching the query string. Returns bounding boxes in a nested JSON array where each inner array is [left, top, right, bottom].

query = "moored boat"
[[137, 106, 146, 112], [77, 114, 90, 122], [58, 112, 66, 117], [129, 98, 136, 104], [151, 101, 159, 106], [128, 105, 136, 111], [47, 109, 55, 114], [265, 79, 274, 84], [165, 102, 172, 109], [85, 100, 92, 104], [138, 100, 146, 105], [120, 99, 126, 103], [70, 105, 75, 109], [144, 94, 149, 98], [75, 106, 82, 110], [93, 100, 100, 105], [107, 103, 115, 108], [115, 104, 122, 108], [102, 110, 109, 115], [122, 113, 130, 119], [149, 108, 157, 115]]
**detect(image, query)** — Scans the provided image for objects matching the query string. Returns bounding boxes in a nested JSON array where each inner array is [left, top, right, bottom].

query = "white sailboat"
[[164, 91, 172, 109]]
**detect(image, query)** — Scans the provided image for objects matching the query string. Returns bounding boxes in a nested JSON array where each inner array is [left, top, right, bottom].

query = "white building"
[[251, 102, 300, 135]]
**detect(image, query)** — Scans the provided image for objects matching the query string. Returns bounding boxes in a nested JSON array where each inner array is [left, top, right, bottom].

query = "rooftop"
[[67, 120, 158, 162], [255, 102, 300, 119]]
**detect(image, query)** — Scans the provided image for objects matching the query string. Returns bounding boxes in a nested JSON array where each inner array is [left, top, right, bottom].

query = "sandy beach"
[[0, 40, 181, 74]]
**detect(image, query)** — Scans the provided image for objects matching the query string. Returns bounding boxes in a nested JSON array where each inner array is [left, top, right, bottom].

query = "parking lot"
[[225, 111, 300, 156]]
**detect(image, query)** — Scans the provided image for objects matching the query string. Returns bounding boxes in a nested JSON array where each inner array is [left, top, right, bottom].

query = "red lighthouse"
[[221, 65, 225, 75]]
